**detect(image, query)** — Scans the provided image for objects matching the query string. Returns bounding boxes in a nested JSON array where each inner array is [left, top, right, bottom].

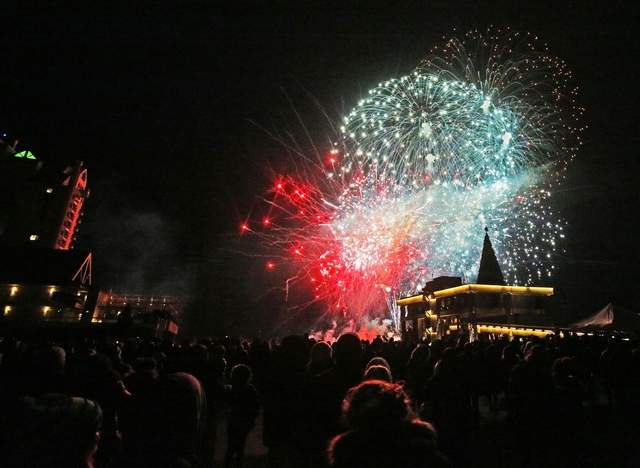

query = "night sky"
[[2, 2, 639, 335]]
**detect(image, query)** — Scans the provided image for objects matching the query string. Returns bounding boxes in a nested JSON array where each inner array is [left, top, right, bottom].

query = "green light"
[[14, 150, 37, 160]]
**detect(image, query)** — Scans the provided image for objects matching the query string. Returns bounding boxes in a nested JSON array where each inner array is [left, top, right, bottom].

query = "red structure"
[[54, 162, 88, 250]]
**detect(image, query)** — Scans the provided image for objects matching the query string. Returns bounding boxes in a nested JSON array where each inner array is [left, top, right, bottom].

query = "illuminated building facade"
[[0, 246, 95, 325], [397, 230, 555, 339], [92, 292, 181, 335], [0, 246, 180, 337], [0, 135, 89, 250]]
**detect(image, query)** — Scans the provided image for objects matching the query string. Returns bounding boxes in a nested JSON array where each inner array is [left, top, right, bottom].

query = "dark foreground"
[[1, 333, 639, 467]]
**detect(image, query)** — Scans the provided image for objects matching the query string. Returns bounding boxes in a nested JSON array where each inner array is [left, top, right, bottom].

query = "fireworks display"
[[242, 28, 583, 324]]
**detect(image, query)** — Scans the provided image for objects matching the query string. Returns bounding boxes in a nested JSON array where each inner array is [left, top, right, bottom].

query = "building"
[[0, 135, 89, 250], [0, 246, 95, 325], [91, 291, 181, 335], [397, 229, 555, 339], [0, 134, 180, 337], [0, 246, 181, 337]]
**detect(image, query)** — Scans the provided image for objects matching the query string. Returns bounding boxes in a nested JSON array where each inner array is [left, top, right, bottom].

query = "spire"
[[477, 227, 505, 285]]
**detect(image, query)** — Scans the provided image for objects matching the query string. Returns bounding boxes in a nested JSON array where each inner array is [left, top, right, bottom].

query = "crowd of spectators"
[[1, 331, 639, 467]]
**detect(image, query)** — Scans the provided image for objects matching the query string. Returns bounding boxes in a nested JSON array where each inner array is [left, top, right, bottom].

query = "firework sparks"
[[242, 28, 582, 323]]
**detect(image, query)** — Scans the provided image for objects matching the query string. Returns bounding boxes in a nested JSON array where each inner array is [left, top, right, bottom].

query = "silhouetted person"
[[426, 347, 472, 464], [117, 304, 134, 336], [485, 339, 506, 410], [507, 344, 554, 467], [551, 356, 588, 467], [121, 372, 207, 467], [31, 345, 68, 395], [364, 355, 393, 382], [248, 339, 271, 391], [224, 364, 260, 468], [2, 394, 102, 468], [308, 333, 364, 456], [99, 341, 134, 378], [124, 357, 159, 397], [328, 380, 448, 468], [406, 344, 431, 406], [204, 343, 228, 463], [120, 358, 160, 464], [72, 353, 130, 465], [307, 341, 334, 377], [363, 364, 392, 382], [459, 341, 485, 420], [262, 335, 308, 467], [365, 356, 391, 373]]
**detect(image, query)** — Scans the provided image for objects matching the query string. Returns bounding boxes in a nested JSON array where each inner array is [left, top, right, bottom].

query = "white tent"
[[570, 303, 640, 332]]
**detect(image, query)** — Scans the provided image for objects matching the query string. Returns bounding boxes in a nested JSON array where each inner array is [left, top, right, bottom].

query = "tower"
[[476, 227, 505, 285]]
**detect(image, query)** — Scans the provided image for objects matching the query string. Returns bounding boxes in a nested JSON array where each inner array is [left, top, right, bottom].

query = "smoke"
[[79, 184, 196, 301], [309, 316, 398, 343]]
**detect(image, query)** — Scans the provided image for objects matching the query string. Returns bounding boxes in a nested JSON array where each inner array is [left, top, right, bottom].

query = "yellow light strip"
[[432, 284, 554, 299], [396, 295, 426, 306], [397, 284, 553, 305], [477, 324, 554, 338]]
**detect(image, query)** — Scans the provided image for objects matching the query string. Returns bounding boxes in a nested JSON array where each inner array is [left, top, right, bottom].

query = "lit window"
[[29, 234, 39, 241]]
